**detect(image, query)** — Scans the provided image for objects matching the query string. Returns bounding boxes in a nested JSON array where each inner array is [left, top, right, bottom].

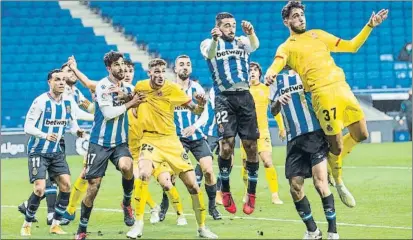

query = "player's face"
[[123, 65, 134, 83], [175, 58, 192, 81], [249, 65, 261, 83], [49, 72, 66, 94], [61, 66, 77, 85], [149, 65, 166, 89], [108, 58, 125, 81], [284, 8, 306, 34], [218, 18, 236, 41]]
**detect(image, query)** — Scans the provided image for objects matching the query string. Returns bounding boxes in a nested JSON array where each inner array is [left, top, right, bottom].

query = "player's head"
[[174, 55, 192, 81], [103, 50, 125, 81], [123, 59, 135, 83], [60, 62, 77, 86], [47, 69, 65, 94], [249, 62, 262, 84], [148, 58, 167, 89], [282, 1, 306, 34], [216, 12, 236, 41]]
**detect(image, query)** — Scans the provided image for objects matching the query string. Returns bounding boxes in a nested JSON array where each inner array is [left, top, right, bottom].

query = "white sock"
[[47, 212, 54, 220], [52, 219, 60, 226], [23, 220, 32, 227]]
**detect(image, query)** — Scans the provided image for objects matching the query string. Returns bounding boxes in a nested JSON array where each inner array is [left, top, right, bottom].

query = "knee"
[[161, 181, 173, 191], [59, 180, 71, 192], [138, 170, 151, 181], [34, 185, 45, 197], [221, 144, 233, 158], [119, 158, 133, 173], [355, 131, 369, 142], [88, 179, 101, 191], [289, 181, 303, 198], [263, 159, 273, 168], [314, 178, 329, 196], [203, 166, 215, 179], [186, 182, 199, 195], [330, 144, 343, 156]]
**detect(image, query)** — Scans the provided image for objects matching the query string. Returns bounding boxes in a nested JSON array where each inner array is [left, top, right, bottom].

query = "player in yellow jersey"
[[240, 62, 285, 205], [127, 59, 217, 239], [265, 1, 388, 208]]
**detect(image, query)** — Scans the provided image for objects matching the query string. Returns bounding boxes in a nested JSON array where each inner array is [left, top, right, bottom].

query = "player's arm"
[[24, 98, 57, 141], [77, 90, 95, 113], [71, 99, 94, 121], [264, 44, 289, 85], [67, 56, 98, 91], [68, 106, 85, 138], [316, 9, 388, 53], [241, 20, 259, 51], [200, 38, 219, 60], [184, 93, 206, 115], [98, 85, 146, 121]]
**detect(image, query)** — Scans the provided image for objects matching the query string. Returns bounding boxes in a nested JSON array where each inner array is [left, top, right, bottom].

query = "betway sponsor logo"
[[175, 106, 189, 111], [280, 84, 304, 95], [1, 142, 25, 155], [45, 119, 68, 127], [216, 49, 246, 60]]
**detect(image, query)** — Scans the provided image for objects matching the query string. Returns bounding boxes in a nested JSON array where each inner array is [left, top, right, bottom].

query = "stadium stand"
[[1, 1, 412, 129]]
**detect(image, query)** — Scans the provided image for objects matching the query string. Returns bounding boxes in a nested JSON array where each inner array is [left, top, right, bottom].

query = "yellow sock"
[[67, 177, 88, 215], [328, 152, 343, 185], [264, 167, 279, 193], [134, 179, 149, 220], [241, 166, 248, 193], [191, 192, 206, 228], [342, 133, 359, 160], [166, 186, 183, 215], [146, 192, 156, 209]]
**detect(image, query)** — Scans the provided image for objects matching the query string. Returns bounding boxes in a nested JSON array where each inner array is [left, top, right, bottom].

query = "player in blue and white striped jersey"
[[75, 51, 146, 240], [20, 69, 85, 237], [269, 67, 338, 239], [170, 55, 221, 220], [200, 12, 261, 215]]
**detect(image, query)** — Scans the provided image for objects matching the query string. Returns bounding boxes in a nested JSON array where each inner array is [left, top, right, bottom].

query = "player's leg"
[[157, 170, 187, 226], [259, 150, 283, 204], [193, 139, 222, 220], [21, 153, 48, 236], [238, 91, 260, 215], [207, 135, 223, 205], [179, 170, 217, 238], [286, 134, 321, 239], [312, 159, 339, 239], [215, 93, 238, 213], [240, 142, 248, 199], [75, 143, 112, 239], [45, 177, 57, 225], [112, 143, 135, 227]]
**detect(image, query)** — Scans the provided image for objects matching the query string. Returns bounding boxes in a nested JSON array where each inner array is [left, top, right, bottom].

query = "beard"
[[112, 71, 125, 81], [290, 24, 306, 34], [221, 33, 235, 42], [178, 72, 190, 80]]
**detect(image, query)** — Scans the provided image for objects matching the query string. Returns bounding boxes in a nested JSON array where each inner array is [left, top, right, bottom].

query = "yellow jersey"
[[134, 79, 191, 137], [269, 26, 372, 92], [250, 82, 284, 137], [128, 108, 142, 141]]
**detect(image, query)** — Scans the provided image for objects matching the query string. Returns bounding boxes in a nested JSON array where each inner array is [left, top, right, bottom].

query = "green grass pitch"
[[1, 142, 412, 239]]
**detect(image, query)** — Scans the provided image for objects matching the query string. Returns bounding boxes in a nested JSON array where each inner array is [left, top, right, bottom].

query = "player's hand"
[[278, 94, 291, 105], [399, 119, 404, 125], [76, 129, 85, 138], [131, 107, 138, 118], [194, 93, 206, 107], [264, 70, 277, 86], [129, 92, 146, 108], [368, 9, 389, 27], [46, 133, 58, 142], [182, 126, 196, 138], [278, 129, 286, 141], [109, 86, 128, 101], [67, 55, 78, 70], [241, 20, 255, 35], [211, 27, 222, 41]]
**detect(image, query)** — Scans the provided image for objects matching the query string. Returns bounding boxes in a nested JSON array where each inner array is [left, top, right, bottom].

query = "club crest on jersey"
[[46, 107, 51, 113], [66, 105, 71, 114], [157, 91, 163, 97], [326, 124, 333, 132], [32, 167, 38, 176], [218, 124, 224, 133], [311, 32, 319, 39]]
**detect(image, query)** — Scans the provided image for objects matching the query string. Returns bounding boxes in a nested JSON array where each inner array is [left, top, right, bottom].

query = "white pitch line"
[[2, 205, 411, 231], [231, 165, 412, 170]]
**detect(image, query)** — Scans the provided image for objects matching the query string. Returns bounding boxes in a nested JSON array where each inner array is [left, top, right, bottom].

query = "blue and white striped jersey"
[[200, 36, 256, 94], [174, 80, 206, 141], [25, 93, 79, 154], [203, 88, 218, 137], [269, 72, 321, 141], [90, 77, 133, 147], [64, 85, 86, 105]]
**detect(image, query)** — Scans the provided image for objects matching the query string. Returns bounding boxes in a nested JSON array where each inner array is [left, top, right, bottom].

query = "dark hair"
[[103, 50, 124, 67], [47, 69, 61, 81], [148, 58, 167, 69], [124, 59, 135, 67], [175, 55, 190, 64], [281, 1, 305, 20], [215, 12, 234, 26], [60, 62, 69, 70], [249, 62, 262, 78]]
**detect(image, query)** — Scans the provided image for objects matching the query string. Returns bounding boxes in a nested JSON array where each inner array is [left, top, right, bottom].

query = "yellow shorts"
[[240, 135, 272, 160], [139, 135, 193, 179], [312, 82, 364, 136]]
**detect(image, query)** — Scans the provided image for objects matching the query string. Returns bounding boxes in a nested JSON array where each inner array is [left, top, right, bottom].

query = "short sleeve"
[[238, 36, 253, 53], [170, 83, 191, 106], [26, 97, 43, 122], [95, 82, 113, 107]]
